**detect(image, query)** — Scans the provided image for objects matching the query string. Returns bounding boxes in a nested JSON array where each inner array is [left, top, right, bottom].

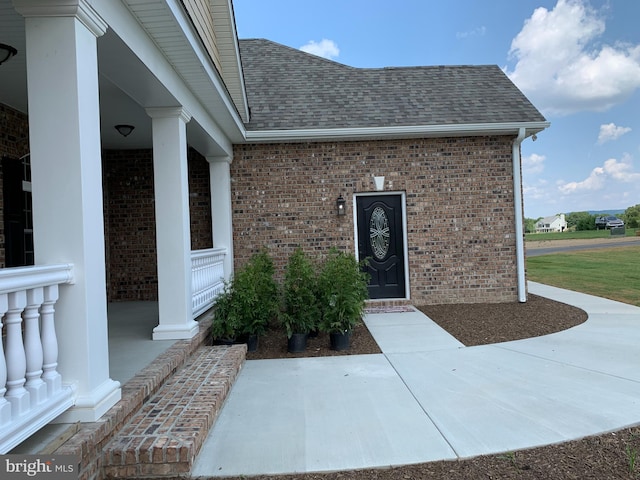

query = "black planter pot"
[[329, 331, 351, 351], [287, 333, 308, 353], [246, 334, 259, 352]]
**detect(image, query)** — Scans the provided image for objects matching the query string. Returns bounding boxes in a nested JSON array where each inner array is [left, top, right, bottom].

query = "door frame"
[[353, 191, 410, 300]]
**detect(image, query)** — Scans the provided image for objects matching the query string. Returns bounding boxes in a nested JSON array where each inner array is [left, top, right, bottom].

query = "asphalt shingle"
[[239, 39, 546, 131]]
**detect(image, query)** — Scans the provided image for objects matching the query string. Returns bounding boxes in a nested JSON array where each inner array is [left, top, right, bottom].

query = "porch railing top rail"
[[0, 264, 74, 294], [190, 247, 227, 260]]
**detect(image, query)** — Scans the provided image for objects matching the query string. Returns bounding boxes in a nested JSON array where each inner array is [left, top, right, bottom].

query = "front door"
[[356, 195, 406, 299]]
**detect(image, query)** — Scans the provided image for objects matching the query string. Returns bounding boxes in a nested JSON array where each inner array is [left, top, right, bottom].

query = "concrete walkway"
[[192, 282, 640, 477]]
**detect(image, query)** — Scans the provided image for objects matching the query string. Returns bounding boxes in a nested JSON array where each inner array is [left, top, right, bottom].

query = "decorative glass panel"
[[370, 206, 390, 260]]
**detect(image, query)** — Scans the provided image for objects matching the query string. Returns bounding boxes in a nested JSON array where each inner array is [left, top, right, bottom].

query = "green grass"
[[526, 229, 639, 241], [526, 246, 640, 306]]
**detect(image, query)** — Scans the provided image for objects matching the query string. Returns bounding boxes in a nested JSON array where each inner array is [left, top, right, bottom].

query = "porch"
[[1, 247, 228, 454]]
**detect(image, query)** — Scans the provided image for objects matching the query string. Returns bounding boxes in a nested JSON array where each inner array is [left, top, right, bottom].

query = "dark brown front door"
[[356, 195, 405, 299]]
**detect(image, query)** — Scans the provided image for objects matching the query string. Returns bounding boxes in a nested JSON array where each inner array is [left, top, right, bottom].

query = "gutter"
[[512, 127, 527, 302], [243, 121, 550, 143]]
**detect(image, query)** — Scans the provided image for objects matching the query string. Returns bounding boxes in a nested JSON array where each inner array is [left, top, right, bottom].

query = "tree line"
[[525, 204, 640, 233]]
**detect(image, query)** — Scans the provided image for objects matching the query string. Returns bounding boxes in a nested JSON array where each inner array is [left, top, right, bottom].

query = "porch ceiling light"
[[115, 124, 135, 137], [336, 195, 346, 216], [0, 43, 17, 66]]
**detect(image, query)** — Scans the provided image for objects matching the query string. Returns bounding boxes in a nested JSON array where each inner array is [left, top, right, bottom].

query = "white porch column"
[[207, 156, 235, 281], [147, 107, 199, 340], [14, 0, 121, 421]]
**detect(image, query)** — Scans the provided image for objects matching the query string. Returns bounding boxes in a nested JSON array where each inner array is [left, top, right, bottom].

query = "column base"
[[54, 378, 121, 423], [152, 320, 199, 340]]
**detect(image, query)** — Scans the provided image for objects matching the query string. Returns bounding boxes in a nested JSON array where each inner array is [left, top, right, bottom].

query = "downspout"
[[512, 127, 527, 302]]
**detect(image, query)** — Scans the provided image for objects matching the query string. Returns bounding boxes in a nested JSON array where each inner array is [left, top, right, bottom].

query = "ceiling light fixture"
[[0, 43, 17, 66], [115, 124, 135, 137]]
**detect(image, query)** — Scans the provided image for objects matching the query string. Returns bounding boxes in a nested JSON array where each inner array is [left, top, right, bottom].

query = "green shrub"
[[317, 249, 369, 334], [281, 248, 319, 338], [211, 249, 280, 340]]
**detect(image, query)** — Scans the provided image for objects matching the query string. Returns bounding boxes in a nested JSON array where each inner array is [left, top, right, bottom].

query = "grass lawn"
[[526, 228, 639, 241], [526, 246, 640, 306]]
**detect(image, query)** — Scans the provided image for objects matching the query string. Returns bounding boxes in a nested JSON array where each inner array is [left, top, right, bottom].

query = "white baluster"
[[41, 285, 61, 395], [4, 290, 30, 415], [24, 287, 47, 406], [0, 293, 11, 426]]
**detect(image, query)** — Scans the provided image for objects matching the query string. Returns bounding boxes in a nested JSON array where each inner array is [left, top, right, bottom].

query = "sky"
[[232, 0, 640, 219]]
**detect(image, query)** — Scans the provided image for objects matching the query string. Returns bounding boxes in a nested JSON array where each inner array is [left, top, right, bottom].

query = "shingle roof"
[[239, 39, 546, 132]]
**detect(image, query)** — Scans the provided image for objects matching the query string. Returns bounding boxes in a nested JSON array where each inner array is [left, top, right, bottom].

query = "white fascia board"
[[161, 0, 246, 131], [244, 121, 550, 143]]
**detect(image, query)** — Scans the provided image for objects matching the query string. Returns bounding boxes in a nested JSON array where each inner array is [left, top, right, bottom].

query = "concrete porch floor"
[[11, 301, 178, 454]]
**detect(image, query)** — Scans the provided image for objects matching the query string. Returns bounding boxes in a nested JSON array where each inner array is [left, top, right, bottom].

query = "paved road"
[[527, 237, 640, 257]]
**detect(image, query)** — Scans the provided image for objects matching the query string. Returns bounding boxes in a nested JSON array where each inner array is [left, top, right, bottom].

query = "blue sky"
[[233, 0, 640, 219]]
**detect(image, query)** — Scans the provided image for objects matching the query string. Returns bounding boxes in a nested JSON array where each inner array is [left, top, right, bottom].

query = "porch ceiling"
[[0, 0, 240, 156]]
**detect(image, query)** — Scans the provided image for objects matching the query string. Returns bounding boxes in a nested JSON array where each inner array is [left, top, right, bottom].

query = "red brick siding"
[[188, 148, 213, 250], [103, 149, 158, 301], [102, 148, 212, 302], [232, 137, 519, 305], [0, 104, 30, 268]]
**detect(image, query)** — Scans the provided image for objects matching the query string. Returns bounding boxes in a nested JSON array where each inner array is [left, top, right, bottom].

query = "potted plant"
[[211, 279, 239, 344], [317, 248, 369, 351], [211, 249, 280, 351], [281, 248, 319, 353]]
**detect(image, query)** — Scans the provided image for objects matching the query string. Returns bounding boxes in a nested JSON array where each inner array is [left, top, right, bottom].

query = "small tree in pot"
[[281, 248, 319, 352], [211, 249, 279, 351], [317, 248, 369, 351]]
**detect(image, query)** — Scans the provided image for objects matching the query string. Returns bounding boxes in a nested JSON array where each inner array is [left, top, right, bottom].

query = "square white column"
[[207, 156, 235, 281], [147, 107, 199, 340], [16, 1, 121, 422]]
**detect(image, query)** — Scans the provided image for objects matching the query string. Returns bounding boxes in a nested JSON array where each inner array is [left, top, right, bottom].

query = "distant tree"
[[524, 217, 540, 233], [622, 204, 640, 228], [565, 211, 596, 231]]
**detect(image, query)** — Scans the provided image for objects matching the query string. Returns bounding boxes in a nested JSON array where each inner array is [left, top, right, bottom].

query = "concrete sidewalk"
[[192, 282, 640, 477]]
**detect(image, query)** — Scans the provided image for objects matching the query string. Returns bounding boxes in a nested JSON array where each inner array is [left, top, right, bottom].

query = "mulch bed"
[[217, 294, 640, 480]]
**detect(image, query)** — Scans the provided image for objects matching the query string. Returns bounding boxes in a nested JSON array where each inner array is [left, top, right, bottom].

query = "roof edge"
[[243, 122, 551, 143]]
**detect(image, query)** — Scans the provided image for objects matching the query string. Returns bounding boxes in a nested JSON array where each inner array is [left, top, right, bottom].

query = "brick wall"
[[0, 104, 30, 268], [102, 148, 212, 301], [188, 148, 214, 250], [231, 136, 520, 305]]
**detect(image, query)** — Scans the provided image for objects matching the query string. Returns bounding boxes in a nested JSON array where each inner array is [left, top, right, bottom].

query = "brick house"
[[0, 0, 547, 456]]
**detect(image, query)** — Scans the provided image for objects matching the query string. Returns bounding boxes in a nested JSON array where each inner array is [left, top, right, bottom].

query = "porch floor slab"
[[192, 282, 640, 477]]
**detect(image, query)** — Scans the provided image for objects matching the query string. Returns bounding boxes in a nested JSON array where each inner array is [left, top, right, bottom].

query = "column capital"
[[146, 106, 192, 123], [206, 155, 233, 165], [12, 0, 108, 37]]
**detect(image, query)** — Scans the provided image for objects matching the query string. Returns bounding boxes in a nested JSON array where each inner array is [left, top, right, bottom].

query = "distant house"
[[536, 214, 567, 233]]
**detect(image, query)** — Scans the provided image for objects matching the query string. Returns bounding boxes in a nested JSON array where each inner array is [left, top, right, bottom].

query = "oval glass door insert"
[[369, 206, 390, 260]]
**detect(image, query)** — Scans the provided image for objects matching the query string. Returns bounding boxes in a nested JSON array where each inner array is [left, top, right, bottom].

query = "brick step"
[[102, 344, 246, 478]]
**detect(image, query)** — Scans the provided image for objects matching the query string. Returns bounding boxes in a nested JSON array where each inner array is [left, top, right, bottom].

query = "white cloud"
[[558, 154, 640, 194], [456, 26, 486, 39], [506, 0, 640, 116], [522, 153, 546, 174], [597, 123, 631, 144], [299, 39, 340, 60]]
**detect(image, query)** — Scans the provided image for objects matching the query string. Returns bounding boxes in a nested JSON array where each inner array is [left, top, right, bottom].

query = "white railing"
[[191, 247, 227, 318], [0, 264, 75, 454]]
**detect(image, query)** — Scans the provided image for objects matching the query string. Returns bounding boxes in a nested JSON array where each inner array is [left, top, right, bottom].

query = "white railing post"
[[0, 293, 10, 426], [24, 287, 47, 406], [4, 291, 30, 415], [41, 284, 61, 395]]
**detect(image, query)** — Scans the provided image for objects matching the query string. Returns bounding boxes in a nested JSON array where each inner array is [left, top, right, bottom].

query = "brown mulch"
[[223, 295, 640, 480]]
